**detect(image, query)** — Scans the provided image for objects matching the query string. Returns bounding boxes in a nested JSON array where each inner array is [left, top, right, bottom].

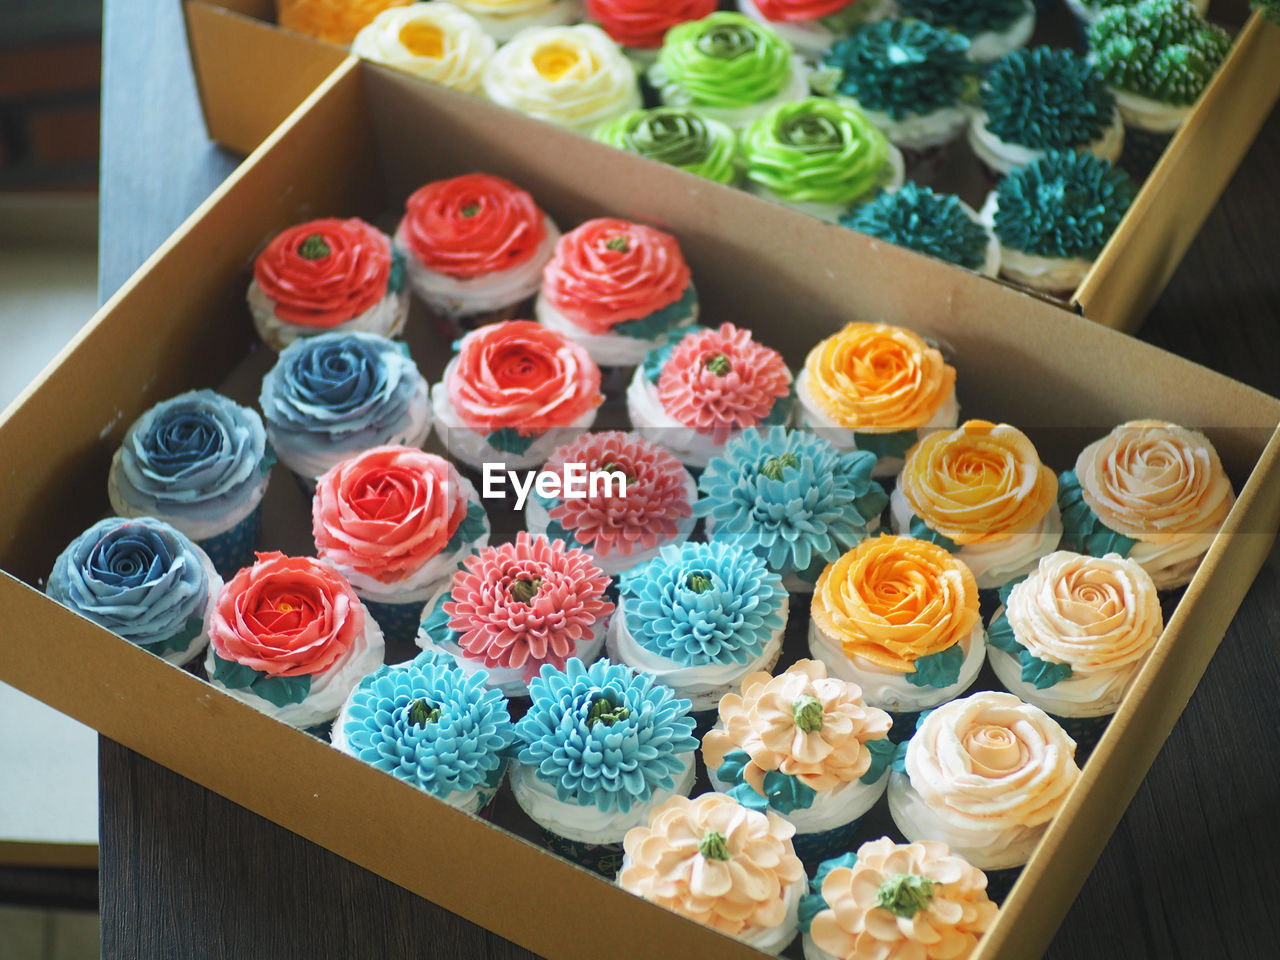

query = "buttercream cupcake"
[[481, 24, 640, 134], [795, 321, 961, 476], [648, 12, 810, 130], [594, 106, 740, 185], [205, 552, 386, 730], [887, 691, 1080, 893], [842, 184, 999, 278], [696, 426, 887, 590], [1058, 420, 1236, 590], [416, 532, 614, 697], [248, 217, 407, 352], [704, 660, 895, 867], [525, 431, 696, 575], [585, 0, 717, 61], [534, 217, 698, 368], [351, 3, 496, 91], [799, 839, 998, 960], [627, 322, 792, 468], [1088, 0, 1231, 176], [895, 0, 1035, 63], [450, 0, 581, 40], [969, 47, 1123, 177], [259, 332, 431, 486], [808, 536, 984, 737], [47, 517, 222, 667], [512, 657, 698, 874], [107, 390, 274, 577], [331, 650, 516, 813], [890, 420, 1062, 590], [1068, 0, 1210, 30], [737, 0, 892, 62], [393, 173, 559, 330], [312, 446, 489, 645], [742, 98, 905, 222], [432, 319, 604, 470], [978, 151, 1137, 296], [618, 792, 807, 954], [987, 551, 1162, 751], [609, 541, 788, 718], [276, 0, 410, 44]]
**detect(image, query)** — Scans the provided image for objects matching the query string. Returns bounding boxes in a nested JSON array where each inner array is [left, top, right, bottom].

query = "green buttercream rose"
[[650, 12, 794, 111], [595, 107, 739, 184]]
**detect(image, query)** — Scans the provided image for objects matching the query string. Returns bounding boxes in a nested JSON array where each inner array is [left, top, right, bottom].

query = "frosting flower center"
[[782, 115, 839, 148], [697, 23, 756, 59], [604, 235, 629, 252], [963, 724, 1026, 774], [698, 830, 731, 861], [399, 22, 445, 59], [792, 694, 824, 732], [760, 453, 800, 481], [585, 693, 631, 728], [298, 234, 331, 260], [406, 697, 441, 726], [685, 572, 713, 593], [509, 577, 543, 604], [875, 873, 935, 918], [533, 43, 583, 81], [350, 473, 413, 521], [702, 352, 732, 375]]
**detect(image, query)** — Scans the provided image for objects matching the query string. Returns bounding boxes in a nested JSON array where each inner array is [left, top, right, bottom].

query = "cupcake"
[[648, 12, 810, 129], [312, 446, 489, 645], [1068, 0, 1210, 29], [46, 517, 221, 667], [351, 2, 496, 91], [585, 0, 717, 61], [895, 0, 1035, 63], [703, 660, 896, 867], [978, 151, 1137, 296], [619, 792, 807, 954], [1058, 420, 1236, 590], [609, 541, 788, 716], [808, 535, 984, 737], [795, 321, 962, 475], [107, 390, 274, 577], [842, 184, 999, 278], [627, 322, 792, 468], [450, 0, 581, 40], [890, 420, 1062, 590], [276, 0, 410, 44], [481, 24, 640, 134], [248, 217, 407, 351], [259, 332, 432, 485], [432, 319, 604, 470], [512, 657, 698, 874], [416, 532, 614, 697], [205, 552, 386, 729], [741, 98, 905, 222], [987, 551, 1163, 750], [525, 431, 696, 575], [799, 839, 998, 960], [594, 106, 740, 185], [737, 0, 892, 61], [813, 20, 973, 165], [887, 691, 1081, 891], [1088, 0, 1231, 176], [968, 47, 1123, 177], [534, 217, 698, 368], [331, 650, 516, 813], [695, 426, 887, 590], [393, 173, 559, 330]]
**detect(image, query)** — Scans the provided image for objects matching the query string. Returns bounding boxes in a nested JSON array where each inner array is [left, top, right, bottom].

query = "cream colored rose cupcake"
[[618, 792, 807, 955], [482, 23, 641, 134], [352, 3, 496, 91], [452, 0, 581, 40], [1059, 420, 1236, 590], [890, 420, 1062, 589], [987, 551, 1162, 751]]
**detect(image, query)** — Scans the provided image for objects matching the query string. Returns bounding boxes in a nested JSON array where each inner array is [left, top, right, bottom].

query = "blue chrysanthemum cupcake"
[[46, 516, 222, 666], [107, 390, 274, 576], [511, 657, 699, 875], [841, 184, 1000, 277], [695, 426, 887, 591], [895, 0, 1036, 63], [332, 651, 517, 814]]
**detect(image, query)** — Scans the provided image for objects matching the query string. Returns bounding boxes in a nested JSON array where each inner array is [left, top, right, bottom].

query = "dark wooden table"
[[98, 1, 1280, 956]]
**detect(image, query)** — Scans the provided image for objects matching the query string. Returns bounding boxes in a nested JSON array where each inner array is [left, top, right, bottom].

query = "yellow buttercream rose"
[[277, 0, 410, 44]]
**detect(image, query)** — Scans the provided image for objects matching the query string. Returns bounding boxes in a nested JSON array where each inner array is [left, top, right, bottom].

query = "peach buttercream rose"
[[899, 420, 1058, 544], [803, 323, 956, 433], [809, 838, 998, 960], [619, 792, 805, 938], [811, 536, 980, 673], [703, 660, 893, 793]]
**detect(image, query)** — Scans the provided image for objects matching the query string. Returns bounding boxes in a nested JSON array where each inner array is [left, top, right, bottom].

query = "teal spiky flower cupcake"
[[969, 46, 1123, 176], [978, 151, 1137, 295], [842, 183, 1000, 276], [594, 107, 740, 185], [895, 0, 1036, 63]]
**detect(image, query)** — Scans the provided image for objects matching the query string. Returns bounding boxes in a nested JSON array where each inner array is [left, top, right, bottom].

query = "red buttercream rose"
[[398, 173, 548, 279], [753, 0, 857, 21], [585, 0, 718, 49], [210, 552, 365, 678], [313, 446, 470, 584], [447, 319, 604, 434], [253, 217, 393, 327], [542, 218, 692, 335]]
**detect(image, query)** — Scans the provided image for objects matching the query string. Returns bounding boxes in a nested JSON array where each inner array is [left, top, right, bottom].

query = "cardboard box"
[[3, 59, 1280, 960], [181, 0, 1280, 335]]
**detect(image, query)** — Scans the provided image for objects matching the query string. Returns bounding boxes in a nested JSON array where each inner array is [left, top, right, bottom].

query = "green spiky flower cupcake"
[[894, 0, 1036, 63], [594, 106, 740, 185], [1066, 0, 1209, 31], [842, 183, 1000, 277]]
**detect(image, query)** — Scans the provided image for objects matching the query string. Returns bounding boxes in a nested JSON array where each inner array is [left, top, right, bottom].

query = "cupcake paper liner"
[[791, 814, 869, 873], [539, 827, 626, 878], [198, 502, 263, 578], [362, 596, 427, 648]]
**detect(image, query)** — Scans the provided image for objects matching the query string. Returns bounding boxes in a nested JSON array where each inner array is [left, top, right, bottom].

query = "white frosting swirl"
[[966, 104, 1124, 176], [965, 3, 1036, 64], [1112, 86, 1195, 135], [534, 290, 698, 367], [842, 100, 970, 153], [452, 0, 581, 41], [108, 454, 271, 543], [351, 3, 497, 92], [248, 279, 410, 353]]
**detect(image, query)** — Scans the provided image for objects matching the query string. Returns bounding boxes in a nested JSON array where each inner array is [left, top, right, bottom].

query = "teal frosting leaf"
[[486, 427, 537, 456], [799, 852, 860, 932], [611, 283, 698, 342], [1058, 469, 1137, 557], [896, 0, 1030, 36], [259, 443, 277, 477], [986, 608, 1023, 655], [726, 781, 772, 813], [1089, 0, 1231, 105], [996, 574, 1028, 607], [909, 515, 960, 553], [842, 183, 989, 272], [854, 427, 923, 461], [798, 891, 828, 933], [420, 590, 460, 646], [444, 501, 488, 554], [642, 324, 709, 384], [211, 652, 312, 707], [717, 750, 817, 815], [141, 614, 204, 656], [981, 47, 1114, 151], [861, 737, 896, 784], [904, 645, 964, 689], [891, 739, 911, 773], [1020, 650, 1073, 689], [388, 246, 406, 296]]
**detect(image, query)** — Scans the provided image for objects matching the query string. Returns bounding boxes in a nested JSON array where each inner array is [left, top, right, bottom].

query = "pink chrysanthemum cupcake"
[[628, 322, 793, 467], [416, 531, 615, 697]]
